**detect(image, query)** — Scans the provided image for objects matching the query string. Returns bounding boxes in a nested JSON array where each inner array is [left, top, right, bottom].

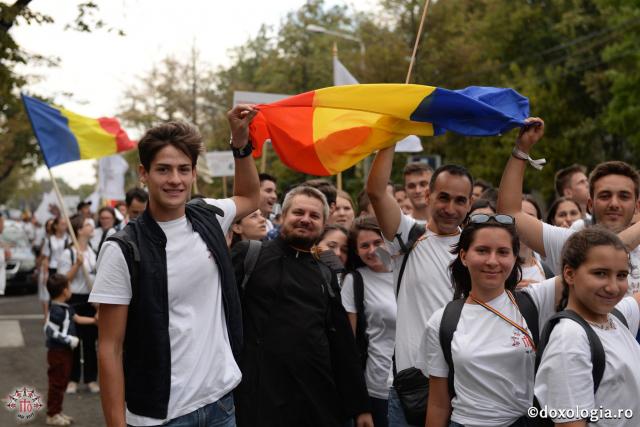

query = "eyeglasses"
[[468, 214, 515, 225]]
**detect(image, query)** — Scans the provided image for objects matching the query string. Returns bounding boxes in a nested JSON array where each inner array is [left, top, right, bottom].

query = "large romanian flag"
[[21, 94, 136, 168], [249, 84, 529, 175]]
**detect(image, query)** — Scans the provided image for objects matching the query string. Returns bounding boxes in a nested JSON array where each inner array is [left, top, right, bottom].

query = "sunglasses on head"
[[468, 214, 515, 225]]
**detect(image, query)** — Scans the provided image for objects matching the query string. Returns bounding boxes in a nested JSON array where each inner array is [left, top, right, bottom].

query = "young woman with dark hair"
[[545, 197, 582, 228], [315, 224, 349, 268], [229, 209, 268, 247], [534, 228, 640, 426], [340, 216, 395, 427], [424, 214, 562, 427]]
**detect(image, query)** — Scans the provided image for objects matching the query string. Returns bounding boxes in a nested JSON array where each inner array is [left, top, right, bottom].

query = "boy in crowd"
[[402, 162, 433, 224], [45, 273, 97, 426]]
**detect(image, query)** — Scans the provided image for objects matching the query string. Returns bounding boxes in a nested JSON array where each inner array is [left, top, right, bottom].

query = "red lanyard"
[[468, 290, 537, 351]]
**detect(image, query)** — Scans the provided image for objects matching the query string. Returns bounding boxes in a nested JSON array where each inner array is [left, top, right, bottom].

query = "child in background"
[[44, 273, 97, 426]]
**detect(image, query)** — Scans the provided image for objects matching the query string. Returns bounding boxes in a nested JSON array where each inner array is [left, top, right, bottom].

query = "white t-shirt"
[[386, 214, 459, 382], [341, 267, 396, 399], [89, 198, 241, 426], [42, 234, 69, 269], [542, 223, 640, 294], [57, 246, 97, 295], [422, 279, 557, 427], [535, 297, 640, 426], [521, 259, 546, 284]]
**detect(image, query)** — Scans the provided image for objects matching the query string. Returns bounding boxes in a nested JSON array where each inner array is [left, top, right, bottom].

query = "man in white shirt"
[[90, 106, 260, 427], [258, 173, 277, 231], [496, 118, 640, 295], [402, 162, 433, 224], [366, 146, 472, 427]]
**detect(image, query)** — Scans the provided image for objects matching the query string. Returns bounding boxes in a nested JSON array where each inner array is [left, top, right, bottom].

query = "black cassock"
[[231, 237, 370, 427]]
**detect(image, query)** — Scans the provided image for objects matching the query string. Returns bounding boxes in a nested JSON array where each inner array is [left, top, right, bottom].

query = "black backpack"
[[394, 222, 427, 294], [351, 270, 368, 370], [532, 308, 628, 426], [439, 291, 540, 399]]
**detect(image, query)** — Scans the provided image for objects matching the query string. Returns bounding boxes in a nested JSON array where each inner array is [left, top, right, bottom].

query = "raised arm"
[[228, 104, 261, 220], [496, 118, 546, 256], [366, 147, 402, 240], [97, 304, 128, 427]]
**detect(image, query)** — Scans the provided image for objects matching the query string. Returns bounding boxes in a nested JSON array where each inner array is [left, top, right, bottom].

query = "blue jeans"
[[162, 394, 236, 427], [388, 388, 419, 427]]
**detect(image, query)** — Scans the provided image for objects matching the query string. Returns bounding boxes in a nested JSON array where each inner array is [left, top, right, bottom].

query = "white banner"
[[233, 91, 289, 106], [205, 151, 235, 177], [99, 155, 129, 200], [333, 56, 359, 86], [34, 190, 58, 224]]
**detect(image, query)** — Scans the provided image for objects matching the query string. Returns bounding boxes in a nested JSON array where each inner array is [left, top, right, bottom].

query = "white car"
[[2, 220, 37, 294]]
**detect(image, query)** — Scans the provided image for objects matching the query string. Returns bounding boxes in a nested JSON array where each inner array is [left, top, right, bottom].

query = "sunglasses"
[[468, 214, 515, 225]]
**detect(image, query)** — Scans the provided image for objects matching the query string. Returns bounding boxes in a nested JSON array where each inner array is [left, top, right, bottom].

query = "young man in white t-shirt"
[[90, 107, 260, 427], [496, 118, 640, 295], [367, 147, 473, 427], [402, 162, 433, 224]]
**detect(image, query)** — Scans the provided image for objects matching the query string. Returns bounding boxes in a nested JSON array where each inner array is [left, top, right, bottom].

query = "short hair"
[[473, 178, 492, 193], [429, 164, 474, 194], [138, 121, 203, 171], [47, 273, 69, 299], [589, 161, 640, 199], [554, 164, 587, 197], [259, 173, 277, 185], [303, 179, 337, 206], [126, 188, 149, 207], [403, 162, 433, 177], [282, 186, 329, 221]]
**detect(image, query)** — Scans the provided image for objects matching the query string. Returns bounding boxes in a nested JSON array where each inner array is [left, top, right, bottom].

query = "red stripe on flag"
[[98, 117, 136, 152]]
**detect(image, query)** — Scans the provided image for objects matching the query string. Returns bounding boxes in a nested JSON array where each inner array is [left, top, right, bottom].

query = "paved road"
[[0, 292, 105, 426]]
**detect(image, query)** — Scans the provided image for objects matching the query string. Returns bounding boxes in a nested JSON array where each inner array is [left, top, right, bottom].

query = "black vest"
[[107, 199, 242, 419]]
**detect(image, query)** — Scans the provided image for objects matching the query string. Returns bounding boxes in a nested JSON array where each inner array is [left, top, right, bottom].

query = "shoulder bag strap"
[[240, 240, 263, 295], [439, 298, 466, 399]]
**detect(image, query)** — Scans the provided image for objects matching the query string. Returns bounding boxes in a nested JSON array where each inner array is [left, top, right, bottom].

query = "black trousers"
[[68, 293, 97, 383]]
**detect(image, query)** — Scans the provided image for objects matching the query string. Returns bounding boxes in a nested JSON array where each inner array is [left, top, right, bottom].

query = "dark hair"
[[554, 164, 587, 197], [47, 273, 69, 299], [357, 189, 371, 216], [69, 213, 86, 236], [473, 178, 492, 193], [52, 216, 65, 234], [303, 179, 337, 207], [403, 162, 433, 177], [429, 164, 474, 195], [45, 218, 55, 235], [138, 121, 203, 171], [468, 199, 496, 216], [348, 216, 383, 269], [450, 220, 522, 299], [557, 227, 629, 311], [126, 188, 149, 206], [522, 195, 543, 220], [545, 197, 582, 226], [259, 173, 277, 185], [393, 184, 405, 194], [589, 160, 640, 199], [98, 206, 119, 228]]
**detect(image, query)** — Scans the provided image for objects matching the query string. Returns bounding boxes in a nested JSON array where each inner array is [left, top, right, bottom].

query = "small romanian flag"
[[21, 94, 136, 168], [249, 84, 530, 175]]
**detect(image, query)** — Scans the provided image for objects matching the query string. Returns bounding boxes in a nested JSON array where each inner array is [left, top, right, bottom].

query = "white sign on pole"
[[233, 91, 290, 106], [205, 151, 235, 177]]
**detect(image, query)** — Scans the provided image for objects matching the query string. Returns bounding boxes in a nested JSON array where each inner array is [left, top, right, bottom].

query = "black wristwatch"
[[230, 138, 253, 159]]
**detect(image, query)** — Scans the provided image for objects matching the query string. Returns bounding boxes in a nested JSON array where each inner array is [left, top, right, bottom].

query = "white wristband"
[[512, 147, 546, 170]]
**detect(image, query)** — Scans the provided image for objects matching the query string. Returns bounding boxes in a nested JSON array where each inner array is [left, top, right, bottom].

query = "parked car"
[[2, 219, 37, 294]]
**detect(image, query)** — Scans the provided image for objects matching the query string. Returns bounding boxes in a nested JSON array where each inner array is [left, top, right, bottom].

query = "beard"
[[281, 228, 321, 249]]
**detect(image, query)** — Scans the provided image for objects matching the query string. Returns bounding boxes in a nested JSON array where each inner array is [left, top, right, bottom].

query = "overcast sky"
[[10, 0, 374, 188]]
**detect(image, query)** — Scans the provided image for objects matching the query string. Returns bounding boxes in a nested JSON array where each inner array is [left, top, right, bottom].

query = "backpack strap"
[[240, 240, 263, 295], [513, 291, 540, 348], [611, 308, 629, 329], [540, 260, 555, 280], [96, 227, 110, 255], [394, 222, 426, 298], [439, 298, 466, 399], [106, 229, 140, 292], [68, 247, 75, 266], [535, 309, 606, 394]]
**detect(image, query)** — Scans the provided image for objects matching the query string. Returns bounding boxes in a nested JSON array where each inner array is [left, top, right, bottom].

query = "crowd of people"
[[30, 108, 640, 427]]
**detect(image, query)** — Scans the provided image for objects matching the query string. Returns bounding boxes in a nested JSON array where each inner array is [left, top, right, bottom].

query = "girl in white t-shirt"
[[341, 216, 395, 427], [425, 214, 561, 427], [42, 216, 69, 275], [534, 228, 640, 427]]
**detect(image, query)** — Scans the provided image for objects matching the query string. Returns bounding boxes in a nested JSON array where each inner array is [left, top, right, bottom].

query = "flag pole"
[[333, 41, 344, 191], [405, 0, 431, 84], [260, 140, 269, 173], [222, 176, 228, 198], [47, 167, 93, 288]]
